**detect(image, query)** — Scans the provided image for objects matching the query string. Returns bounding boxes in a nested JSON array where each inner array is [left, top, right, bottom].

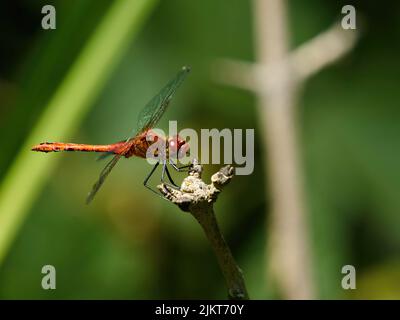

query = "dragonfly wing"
[[86, 154, 122, 204], [86, 67, 189, 203], [133, 66, 190, 139], [96, 151, 114, 161]]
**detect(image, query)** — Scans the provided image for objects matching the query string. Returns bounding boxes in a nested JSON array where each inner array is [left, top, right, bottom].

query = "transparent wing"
[[86, 154, 122, 204], [133, 66, 190, 139], [96, 152, 114, 161], [87, 67, 190, 203]]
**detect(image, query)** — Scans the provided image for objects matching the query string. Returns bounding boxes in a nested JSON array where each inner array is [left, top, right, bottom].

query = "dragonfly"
[[32, 66, 191, 204]]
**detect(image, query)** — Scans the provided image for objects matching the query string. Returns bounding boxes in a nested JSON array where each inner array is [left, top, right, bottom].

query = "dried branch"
[[213, 22, 358, 92], [158, 160, 249, 300]]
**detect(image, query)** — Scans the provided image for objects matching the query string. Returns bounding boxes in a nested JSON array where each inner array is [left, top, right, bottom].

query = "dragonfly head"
[[168, 135, 189, 159]]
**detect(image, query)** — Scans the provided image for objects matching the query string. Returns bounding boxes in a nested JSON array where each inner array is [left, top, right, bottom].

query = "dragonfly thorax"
[[167, 135, 189, 160], [122, 130, 188, 161]]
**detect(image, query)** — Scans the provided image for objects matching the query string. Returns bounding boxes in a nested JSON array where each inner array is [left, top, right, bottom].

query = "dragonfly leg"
[[165, 165, 180, 188], [161, 162, 180, 189], [170, 162, 193, 172], [143, 162, 183, 199], [143, 162, 164, 196]]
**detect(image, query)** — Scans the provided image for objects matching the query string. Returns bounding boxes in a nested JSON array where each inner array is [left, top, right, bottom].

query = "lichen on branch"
[[158, 160, 249, 300]]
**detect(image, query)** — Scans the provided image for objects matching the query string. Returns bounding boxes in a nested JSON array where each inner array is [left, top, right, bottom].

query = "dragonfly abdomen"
[[31, 142, 115, 153]]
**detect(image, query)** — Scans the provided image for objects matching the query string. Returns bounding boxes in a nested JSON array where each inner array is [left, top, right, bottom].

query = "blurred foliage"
[[0, 0, 399, 299]]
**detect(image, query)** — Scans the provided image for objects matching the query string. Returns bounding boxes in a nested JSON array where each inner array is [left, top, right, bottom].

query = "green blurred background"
[[0, 0, 399, 299]]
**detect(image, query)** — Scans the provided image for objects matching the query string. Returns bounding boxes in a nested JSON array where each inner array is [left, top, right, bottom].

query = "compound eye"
[[146, 130, 159, 142], [178, 142, 190, 159], [169, 139, 179, 152]]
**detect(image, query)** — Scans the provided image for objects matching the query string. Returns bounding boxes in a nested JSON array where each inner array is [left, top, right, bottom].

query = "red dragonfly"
[[32, 66, 191, 204]]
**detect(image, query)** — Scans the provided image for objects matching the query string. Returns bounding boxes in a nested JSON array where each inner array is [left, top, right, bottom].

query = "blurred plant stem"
[[214, 0, 358, 299], [0, 0, 158, 265], [253, 0, 315, 299]]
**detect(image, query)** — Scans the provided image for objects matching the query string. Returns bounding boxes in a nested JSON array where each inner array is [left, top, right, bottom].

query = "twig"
[[158, 160, 249, 300], [290, 22, 358, 81]]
